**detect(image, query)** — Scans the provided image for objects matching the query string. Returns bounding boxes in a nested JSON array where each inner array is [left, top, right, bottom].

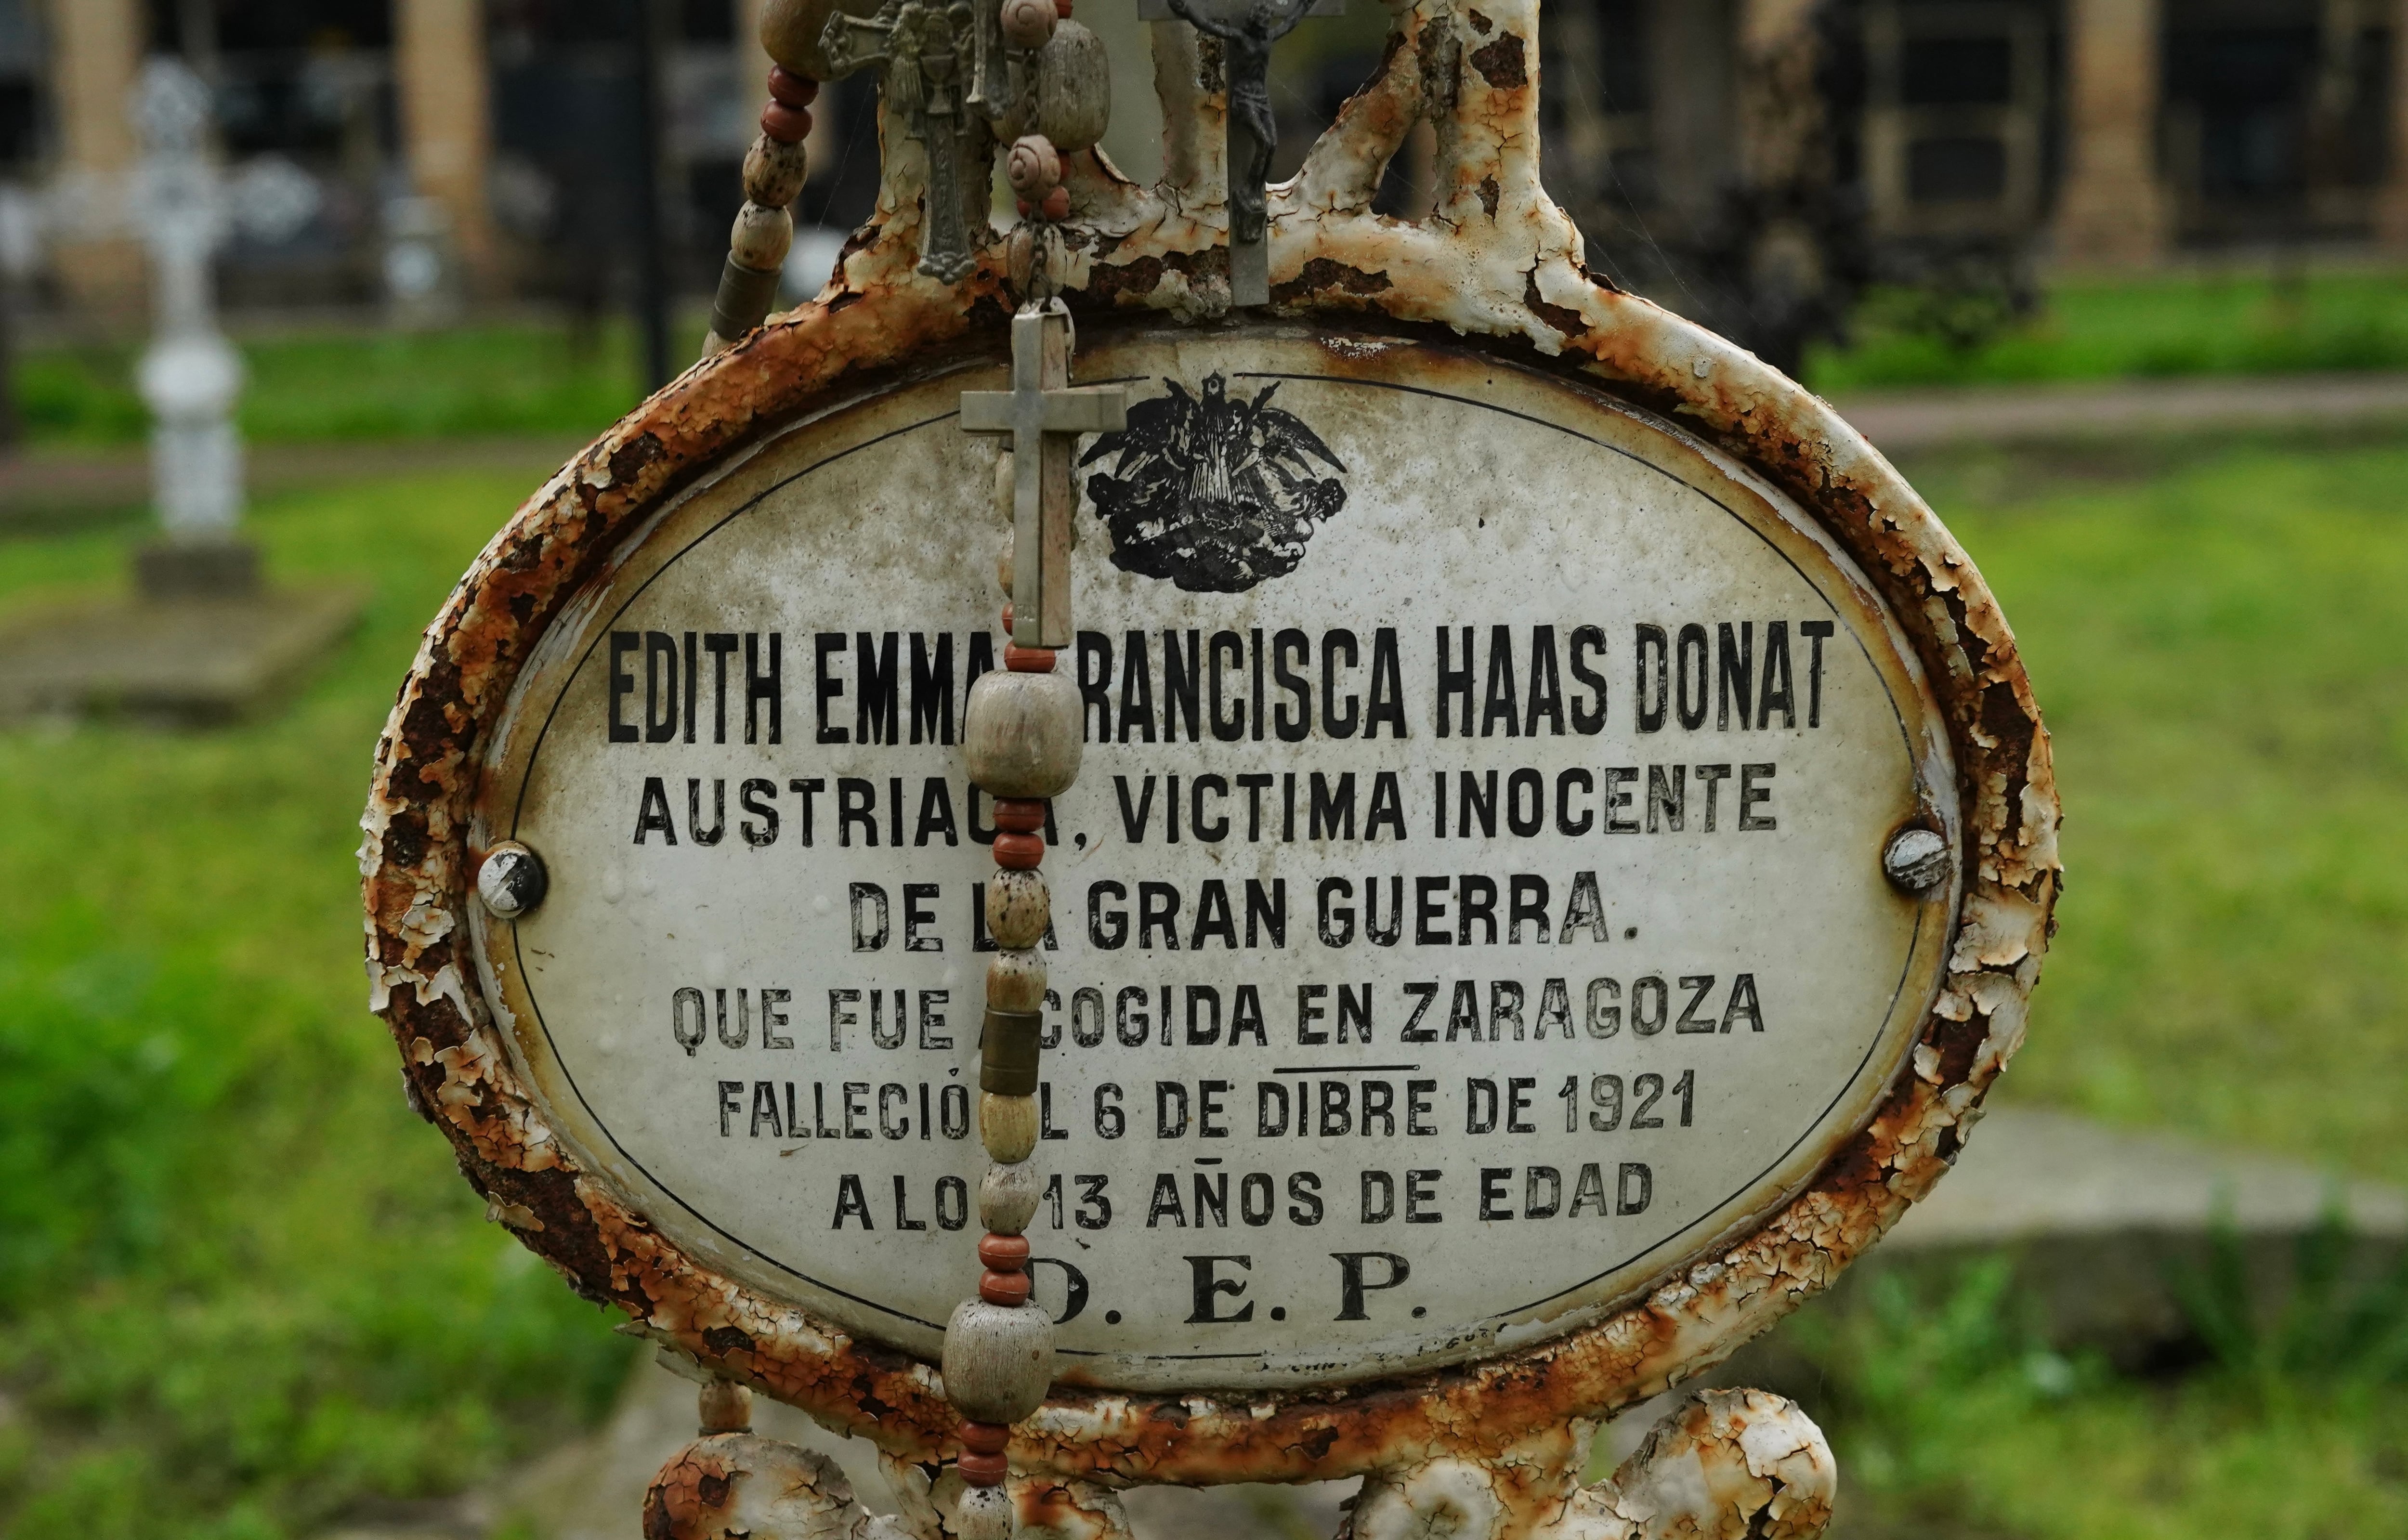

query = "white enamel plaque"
[[475, 328, 1958, 1392]]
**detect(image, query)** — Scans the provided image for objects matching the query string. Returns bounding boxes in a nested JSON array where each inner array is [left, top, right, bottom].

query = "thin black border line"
[[500, 359, 1945, 1361]]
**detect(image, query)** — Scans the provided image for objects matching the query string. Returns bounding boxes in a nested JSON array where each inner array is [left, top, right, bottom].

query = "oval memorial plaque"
[[470, 327, 1958, 1392]]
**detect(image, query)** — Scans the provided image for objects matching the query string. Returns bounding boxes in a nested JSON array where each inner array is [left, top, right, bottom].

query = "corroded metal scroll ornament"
[[823, 0, 986, 283], [361, 3, 2059, 1539]]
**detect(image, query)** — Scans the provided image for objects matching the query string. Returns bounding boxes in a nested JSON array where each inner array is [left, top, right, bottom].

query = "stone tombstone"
[[363, 4, 2059, 1537]]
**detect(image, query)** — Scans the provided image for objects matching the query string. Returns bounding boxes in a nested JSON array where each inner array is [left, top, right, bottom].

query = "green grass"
[[1809, 268, 2408, 395], [0, 429, 2405, 1536], [0, 472, 637, 1540], [16, 267, 2408, 455], [16, 321, 645, 450], [1930, 439, 2408, 1186], [1789, 1262, 2408, 1540]]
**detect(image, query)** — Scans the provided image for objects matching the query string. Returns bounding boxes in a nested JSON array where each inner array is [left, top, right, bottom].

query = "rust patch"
[[1469, 33, 1526, 90], [1479, 176, 1501, 218], [608, 432, 668, 487], [1270, 257, 1394, 305], [1522, 274, 1584, 339]]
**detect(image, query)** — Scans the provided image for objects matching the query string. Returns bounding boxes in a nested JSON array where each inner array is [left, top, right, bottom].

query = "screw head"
[[477, 841, 549, 920], [1883, 827, 1950, 894]]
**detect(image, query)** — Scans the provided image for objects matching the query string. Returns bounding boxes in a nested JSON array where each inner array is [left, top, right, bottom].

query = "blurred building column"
[[734, 0, 770, 80], [396, 0, 500, 294], [2054, 0, 2171, 267], [2379, 0, 2408, 249], [49, 0, 147, 314], [1736, 0, 1824, 193], [1647, 0, 1736, 245]]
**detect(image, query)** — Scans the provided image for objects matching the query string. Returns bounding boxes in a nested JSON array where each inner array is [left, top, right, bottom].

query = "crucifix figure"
[[1149, 0, 1343, 306], [959, 304, 1130, 648], [823, 0, 981, 283]]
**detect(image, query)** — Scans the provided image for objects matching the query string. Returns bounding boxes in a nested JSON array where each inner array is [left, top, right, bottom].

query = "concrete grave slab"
[[0, 584, 363, 726]]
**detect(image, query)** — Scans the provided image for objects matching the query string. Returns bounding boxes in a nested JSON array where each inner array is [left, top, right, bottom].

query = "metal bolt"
[[1882, 827, 1950, 894], [477, 840, 549, 920]]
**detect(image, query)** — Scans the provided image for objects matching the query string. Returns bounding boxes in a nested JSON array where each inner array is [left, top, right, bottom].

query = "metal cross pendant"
[[1148, 0, 1344, 306], [823, 0, 981, 283], [959, 304, 1131, 648]]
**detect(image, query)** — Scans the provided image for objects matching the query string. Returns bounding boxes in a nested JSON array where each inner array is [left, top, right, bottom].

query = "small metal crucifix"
[[959, 304, 1130, 647], [823, 0, 980, 283], [1145, 0, 1344, 306]]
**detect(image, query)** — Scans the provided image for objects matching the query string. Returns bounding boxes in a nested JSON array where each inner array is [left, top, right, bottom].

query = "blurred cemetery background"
[[0, 0, 2405, 1537]]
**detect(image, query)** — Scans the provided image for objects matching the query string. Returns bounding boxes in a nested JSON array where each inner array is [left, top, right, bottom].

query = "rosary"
[[701, 3, 1143, 1534]]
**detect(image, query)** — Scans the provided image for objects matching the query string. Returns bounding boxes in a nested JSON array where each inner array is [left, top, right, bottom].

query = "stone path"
[[369, 1106, 2400, 1540], [1832, 370, 2408, 455], [0, 435, 585, 529]]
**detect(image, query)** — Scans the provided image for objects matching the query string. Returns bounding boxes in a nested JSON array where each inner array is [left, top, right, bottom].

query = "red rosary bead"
[[960, 1421, 1012, 1456], [766, 66, 820, 108], [958, 1451, 1009, 1486], [1004, 644, 1057, 672], [1054, 0, 1072, 15], [992, 799, 1046, 833], [992, 832, 1045, 869], [979, 1269, 1033, 1306], [760, 101, 812, 144], [978, 1232, 1032, 1269]]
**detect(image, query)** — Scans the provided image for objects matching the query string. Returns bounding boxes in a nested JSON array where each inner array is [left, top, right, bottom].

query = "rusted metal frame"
[[362, 0, 2055, 1511]]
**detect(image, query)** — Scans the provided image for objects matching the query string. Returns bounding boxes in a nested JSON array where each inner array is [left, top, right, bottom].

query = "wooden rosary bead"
[[991, 831, 1045, 869], [981, 1092, 1038, 1162], [1005, 644, 1057, 672], [980, 1161, 1042, 1233], [1000, 0, 1057, 50], [957, 1450, 1011, 1489], [960, 1420, 1013, 1456], [957, 1481, 1016, 1535], [981, 1007, 1040, 1095], [992, 798, 1047, 833], [759, 0, 859, 79], [1006, 135, 1062, 200], [985, 949, 1047, 1012], [729, 202, 795, 271], [1034, 22, 1110, 154], [698, 1378, 753, 1434], [743, 135, 811, 209], [979, 1233, 1032, 1270], [760, 100, 813, 144], [979, 1270, 1032, 1306], [963, 670, 1083, 798], [984, 869, 1050, 950], [942, 1299, 1056, 1424], [708, 256, 784, 346], [766, 65, 820, 108]]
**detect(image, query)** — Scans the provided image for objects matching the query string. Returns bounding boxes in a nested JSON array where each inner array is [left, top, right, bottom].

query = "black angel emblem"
[[1079, 372, 1348, 593]]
